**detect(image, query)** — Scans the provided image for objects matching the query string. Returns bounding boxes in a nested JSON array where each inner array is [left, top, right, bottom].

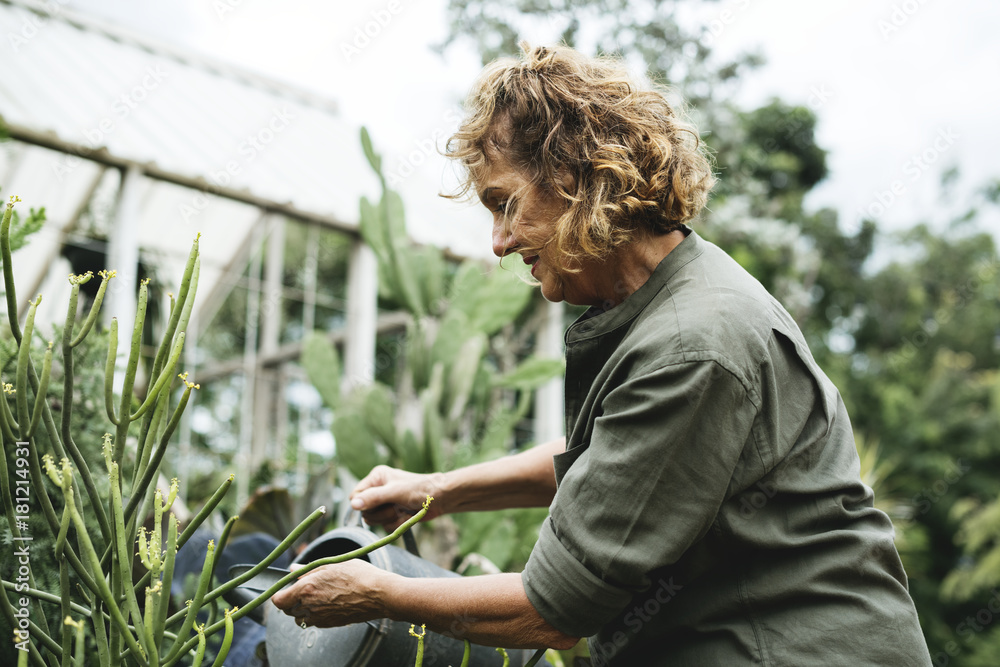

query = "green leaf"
[[359, 383, 398, 455], [493, 356, 565, 391], [450, 262, 534, 335], [301, 331, 341, 410], [478, 407, 519, 458], [332, 413, 382, 480], [413, 246, 447, 316], [398, 429, 427, 473], [360, 126, 381, 176], [430, 310, 474, 371], [477, 518, 517, 570], [421, 362, 446, 470], [382, 190, 409, 241], [381, 192, 426, 317], [359, 196, 387, 261], [448, 334, 487, 422]]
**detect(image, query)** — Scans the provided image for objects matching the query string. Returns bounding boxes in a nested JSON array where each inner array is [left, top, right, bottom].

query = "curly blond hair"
[[446, 43, 715, 272]]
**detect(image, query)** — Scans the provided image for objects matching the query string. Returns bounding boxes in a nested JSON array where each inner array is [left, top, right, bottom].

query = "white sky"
[[65, 0, 1000, 256]]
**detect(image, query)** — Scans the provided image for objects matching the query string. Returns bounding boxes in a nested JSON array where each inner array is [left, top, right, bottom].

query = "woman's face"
[[478, 160, 599, 306]]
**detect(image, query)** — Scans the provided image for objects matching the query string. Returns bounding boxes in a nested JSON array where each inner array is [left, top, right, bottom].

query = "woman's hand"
[[270, 560, 390, 628], [350, 465, 448, 531]]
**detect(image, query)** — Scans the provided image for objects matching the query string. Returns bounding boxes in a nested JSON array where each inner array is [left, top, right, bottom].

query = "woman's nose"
[[492, 221, 516, 258]]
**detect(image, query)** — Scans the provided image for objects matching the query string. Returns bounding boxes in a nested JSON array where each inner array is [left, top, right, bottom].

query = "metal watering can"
[[227, 521, 547, 667]]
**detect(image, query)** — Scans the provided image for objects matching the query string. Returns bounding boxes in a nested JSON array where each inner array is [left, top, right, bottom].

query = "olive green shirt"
[[521, 230, 932, 666]]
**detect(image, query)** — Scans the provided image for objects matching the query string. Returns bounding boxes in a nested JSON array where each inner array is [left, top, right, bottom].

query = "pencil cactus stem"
[[190, 626, 207, 667], [143, 583, 161, 667], [0, 380, 17, 442], [2, 197, 23, 343], [62, 462, 149, 664], [138, 527, 151, 570], [114, 279, 149, 462], [410, 624, 426, 667], [208, 609, 236, 667], [53, 504, 72, 556], [26, 341, 52, 439], [211, 515, 239, 583], [60, 557, 72, 666], [15, 295, 41, 434], [496, 647, 510, 667], [175, 256, 200, 336], [66, 616, 87, 667], [132, 388, 168, 492], [70, 270, 114, 348], [164, 541, 216, 664], [130, 332, 186, 422], [167, 502, 433, 667], [460, 640, 471, 667], [173, 505, 325, 624], [151, 236, 199, 383], [63, 279, 81, 354], [105, 318, 120, 425], [164, 478, 179, 512], [122, 381, 197, 531], [108, 452, 151, 659], [153, 515, 179, 646], [209, 497, 433, 643]]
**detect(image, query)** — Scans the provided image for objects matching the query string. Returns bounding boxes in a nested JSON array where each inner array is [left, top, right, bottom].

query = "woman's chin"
[[538, 278, 565, 304]]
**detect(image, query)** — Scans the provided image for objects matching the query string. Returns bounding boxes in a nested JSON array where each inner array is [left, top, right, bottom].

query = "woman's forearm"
[[439, 438, 564, 514], [379, 571, 578, 650]]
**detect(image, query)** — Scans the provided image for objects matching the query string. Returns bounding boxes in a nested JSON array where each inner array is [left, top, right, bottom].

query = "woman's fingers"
[[347, 466, 443, 530], [351, 465, 396, 498]]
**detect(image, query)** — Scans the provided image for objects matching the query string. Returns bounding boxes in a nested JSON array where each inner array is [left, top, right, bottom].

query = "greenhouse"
[[0, 0, 564, 509]]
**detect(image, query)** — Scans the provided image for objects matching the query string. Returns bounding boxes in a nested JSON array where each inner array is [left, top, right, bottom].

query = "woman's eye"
[[493, 201, 510, 215]]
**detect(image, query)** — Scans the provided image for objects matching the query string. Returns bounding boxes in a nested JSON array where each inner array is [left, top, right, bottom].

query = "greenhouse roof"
[[0, 0, 380, 326]]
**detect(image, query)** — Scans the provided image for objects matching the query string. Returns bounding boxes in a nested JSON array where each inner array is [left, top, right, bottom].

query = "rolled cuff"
[[521, 518, 633, 638]]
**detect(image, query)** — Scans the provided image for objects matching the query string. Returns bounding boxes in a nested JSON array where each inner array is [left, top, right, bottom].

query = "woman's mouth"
[[523, 255, 539, 276]]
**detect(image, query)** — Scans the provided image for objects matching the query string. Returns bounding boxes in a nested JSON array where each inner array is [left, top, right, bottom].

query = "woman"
[[273, 44, 933, 665]]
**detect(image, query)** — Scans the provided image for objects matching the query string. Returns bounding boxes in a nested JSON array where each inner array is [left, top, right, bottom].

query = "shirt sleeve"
[[522, 358, 758, 637]]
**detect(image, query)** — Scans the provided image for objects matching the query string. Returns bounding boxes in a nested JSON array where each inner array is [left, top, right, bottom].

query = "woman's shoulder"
[[625, 238, 806, 384]]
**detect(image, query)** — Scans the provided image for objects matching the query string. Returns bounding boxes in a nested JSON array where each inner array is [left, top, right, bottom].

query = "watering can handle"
[[345, 509, 422, 558]]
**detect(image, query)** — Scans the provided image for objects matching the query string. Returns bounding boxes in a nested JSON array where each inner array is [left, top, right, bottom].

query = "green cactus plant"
[[0, 195, 330, 667], [303, 128, 563, 483], [300, 129, 565, 580]]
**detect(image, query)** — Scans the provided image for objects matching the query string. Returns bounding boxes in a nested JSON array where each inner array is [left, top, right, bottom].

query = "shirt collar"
[[565, 227, 705, 343]]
